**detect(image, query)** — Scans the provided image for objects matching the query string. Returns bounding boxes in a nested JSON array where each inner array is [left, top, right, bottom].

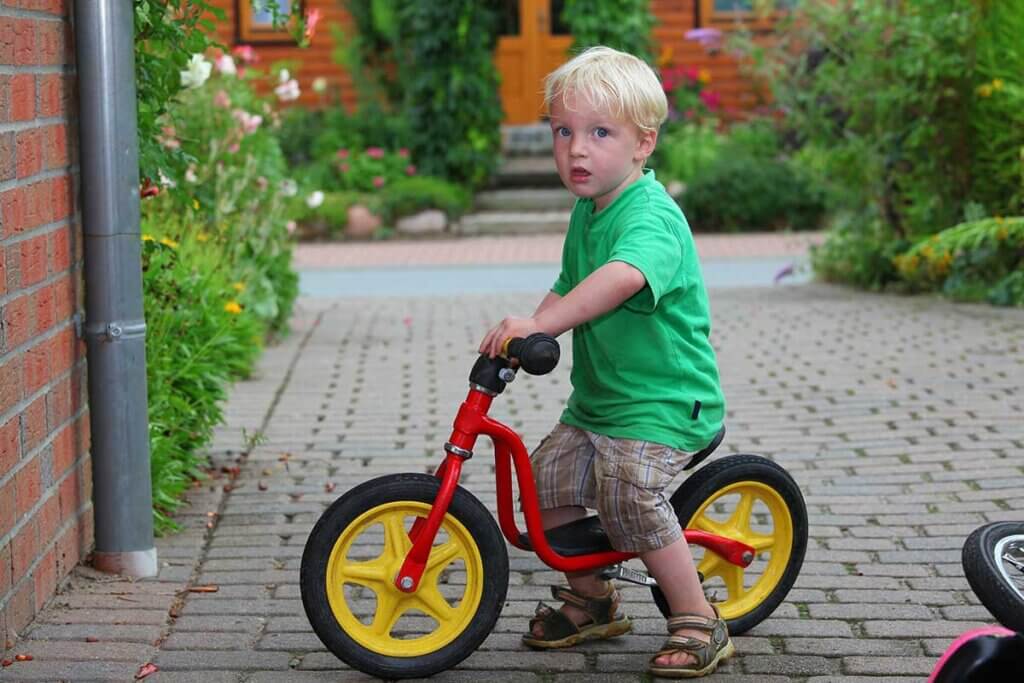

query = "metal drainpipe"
[[74, 0, 157, 577]]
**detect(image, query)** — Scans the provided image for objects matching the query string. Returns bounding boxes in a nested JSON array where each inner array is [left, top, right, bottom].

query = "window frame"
[[698, 0, 793, 29], [236, 0, 301, 45]]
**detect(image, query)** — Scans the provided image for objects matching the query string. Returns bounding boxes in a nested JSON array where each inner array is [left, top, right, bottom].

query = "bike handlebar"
[[506, 334, 560, 376]]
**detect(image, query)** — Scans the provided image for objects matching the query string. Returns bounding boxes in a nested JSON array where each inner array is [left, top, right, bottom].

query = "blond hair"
[[544, 46, 668, 133]]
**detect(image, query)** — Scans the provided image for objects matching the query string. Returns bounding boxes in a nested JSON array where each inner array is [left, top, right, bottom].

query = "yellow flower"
[[977, 83, 993, 98], [997, 227, 1009, 241], [160, 237, 179, 249], [921, 246, 934, 259], [142, 234, 155, 242], [698, 68, 712, 84], [224, 301, 243, 315], [196, 232, 210, 242], [992, 78, 1004, 91], [192, 199, 200, 210], [657, 46, 674, 69], [232, 282, 246, 293]]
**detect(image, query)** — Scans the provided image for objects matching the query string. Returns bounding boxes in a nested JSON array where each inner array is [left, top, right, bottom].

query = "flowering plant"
[[332, 146, 417, 193]]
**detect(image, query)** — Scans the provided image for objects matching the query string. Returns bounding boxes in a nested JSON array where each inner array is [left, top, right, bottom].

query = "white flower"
[[280, 178, 298, 197], [158, 170, 177, 188], [286, 220, 297, 234], [275, 78, 300, 102], [180, 54, 212, 89], [306, 191, 324, 209], [215, 54, 237, 76], [278, 68, 291, 84], [185, 166, 198, 184], [312, 77, 327, 93]]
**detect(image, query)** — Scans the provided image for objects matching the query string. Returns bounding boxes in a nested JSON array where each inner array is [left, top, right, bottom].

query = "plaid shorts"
[[529, 423, 694, 553]]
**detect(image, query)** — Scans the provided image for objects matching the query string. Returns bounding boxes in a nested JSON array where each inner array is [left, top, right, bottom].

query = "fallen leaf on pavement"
[[258, 481, 268, 491], [14, 654, 33, 661], [85, 637, 99, 643], [325, 482, 336, 493], [135, 662, 159, 679], [188, 585, 219, 593], [1, 659, 12, 667]]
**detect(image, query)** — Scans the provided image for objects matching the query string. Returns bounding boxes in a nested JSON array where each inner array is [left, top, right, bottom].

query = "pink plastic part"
[[927, 625, 1015, 683]]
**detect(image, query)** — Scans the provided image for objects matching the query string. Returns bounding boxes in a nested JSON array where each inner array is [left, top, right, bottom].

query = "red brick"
[[29, 178, 53, 226], [33, 283, 55, 334], [50, 227, 70, 273], [0, 132, 14, 183], [0, 543, 12, 597], [14, 456, 41, 519], [50, 174, 71, 222], [37, 20, 64, 66], [0, 19, 36, 67], [7, 574, 36, 636], [46, 376, 71, 432], [0, 357, 22, 414], [50, 420, 74, 477], [54, 519, 79, 576], [33, 545, 57, 611], [48, 325, 74, 377], [1, 294, 32, 350], [37, 495, 60, 546], [44, 123, 67, 169], [12, 0, 68, 14], [19, 233, 48, 286], [37, 74, 62, 117], [11, 514, 38, 580], [23, 342, 50, 395], [0, 245, 6, 298], [52, 273, 75, 319], [1, 186, 26, 238], [57, 466, 79, 521], [15, 127, 44, 178], [10, 74, 35, 121], [0, 478, 15, 538], [0, 417, 20, 479], [22, 396, 47, 452]]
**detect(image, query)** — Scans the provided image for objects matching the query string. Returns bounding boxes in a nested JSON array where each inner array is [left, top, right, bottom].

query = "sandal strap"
[[528, 601, 580, 640], [665, 604, 723, 634], [550, 584, 619, 624]]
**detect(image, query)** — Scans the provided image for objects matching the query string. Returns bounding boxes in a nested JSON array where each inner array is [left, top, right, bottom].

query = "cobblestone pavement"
[[3, 278, 1023, 681]]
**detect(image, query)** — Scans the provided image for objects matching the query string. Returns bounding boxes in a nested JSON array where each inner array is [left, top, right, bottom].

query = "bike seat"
[[518, 515, 613, 557], [684, 425, 726, 471]]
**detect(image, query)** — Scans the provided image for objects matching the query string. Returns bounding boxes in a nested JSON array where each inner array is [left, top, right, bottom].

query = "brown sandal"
[[521, 584, 631, 649], [648, 606, 734, 678]]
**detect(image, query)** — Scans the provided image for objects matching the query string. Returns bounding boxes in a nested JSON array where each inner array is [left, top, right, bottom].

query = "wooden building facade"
[[209, 1, 779, 122]]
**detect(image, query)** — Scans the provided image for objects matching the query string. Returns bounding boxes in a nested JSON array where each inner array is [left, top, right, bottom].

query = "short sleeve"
[[607, 218, 683, 313], [551, 270, 571, 296]]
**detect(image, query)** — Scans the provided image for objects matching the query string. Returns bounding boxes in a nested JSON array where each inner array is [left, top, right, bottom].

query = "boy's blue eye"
[[557, 127, 571, 137], [595, 127, 609, 138]]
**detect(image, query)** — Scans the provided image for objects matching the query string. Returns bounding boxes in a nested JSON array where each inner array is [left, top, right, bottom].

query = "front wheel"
[[962, 521, 1024, 632], [652, 454, 808, 635], [300, 473, 509, 679]]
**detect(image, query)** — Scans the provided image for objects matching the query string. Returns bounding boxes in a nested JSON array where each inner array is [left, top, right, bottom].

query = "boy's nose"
[[569, 137, 586, 157]]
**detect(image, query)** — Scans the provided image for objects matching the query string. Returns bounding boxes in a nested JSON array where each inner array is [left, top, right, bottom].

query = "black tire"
[[300, 473, 509, 679], [652, 454, 808, 635], [962, 521, 1024, 632]]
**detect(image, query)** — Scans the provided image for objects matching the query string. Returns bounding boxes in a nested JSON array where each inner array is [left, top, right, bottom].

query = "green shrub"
[[141, 221, 263, 532], [561, 0, 657, 63], [680, 154, 826, 232], [893, 217, 1024, 306], [810, 214, 910, 290], [377, 176, 471, 224], [652, 122, 724, 186]]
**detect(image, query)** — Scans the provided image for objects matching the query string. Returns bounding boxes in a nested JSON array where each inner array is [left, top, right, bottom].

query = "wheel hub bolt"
[[399, 576, 414, 590], [741, 551, 754, 564]]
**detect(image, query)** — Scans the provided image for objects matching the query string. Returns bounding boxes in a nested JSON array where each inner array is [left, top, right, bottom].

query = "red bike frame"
[[394, 387, 755, 593]]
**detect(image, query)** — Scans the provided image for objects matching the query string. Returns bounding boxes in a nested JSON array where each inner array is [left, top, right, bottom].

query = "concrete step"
[[502, 123, 552, 156], [453, 210, 570, 236], [494, 156, 562, 188], [474, 187, 575, 212]]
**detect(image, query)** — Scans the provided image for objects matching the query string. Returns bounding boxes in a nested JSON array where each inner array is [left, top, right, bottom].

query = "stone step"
[[493, 156, 562, 188], [501, 123, 552, 157], [453, 210, 570, 236], [474, 187, 575, 212]]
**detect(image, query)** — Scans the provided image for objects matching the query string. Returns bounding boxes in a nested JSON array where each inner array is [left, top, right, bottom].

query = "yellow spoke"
[[415, 586, 455, 623], [721, 564, 746, 601], [338, 561, 388, 587], [727, 492, 756, 536], [370, 590, 407, 637], [693, 514, 730, 538], [697, 551, 725, 579], [382, 515, 411, 563], [426, 541, 461, 572], [747, 532, 776, 552]]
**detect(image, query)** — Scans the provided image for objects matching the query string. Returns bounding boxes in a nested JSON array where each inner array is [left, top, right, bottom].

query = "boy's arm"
[[479, 261, 645, 358]]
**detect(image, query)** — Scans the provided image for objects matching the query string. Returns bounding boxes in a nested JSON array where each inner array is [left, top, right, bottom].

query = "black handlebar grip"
[[507, 333, 560, 375]]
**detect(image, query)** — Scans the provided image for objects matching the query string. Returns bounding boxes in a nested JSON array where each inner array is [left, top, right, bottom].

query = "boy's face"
[[548, 90, 656, 211]]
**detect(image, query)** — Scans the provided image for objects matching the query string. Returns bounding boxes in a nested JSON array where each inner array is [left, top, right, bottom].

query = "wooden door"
[[495, 0, 574, 124]]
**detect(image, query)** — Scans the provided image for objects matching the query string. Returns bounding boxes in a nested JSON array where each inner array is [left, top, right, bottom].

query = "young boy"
[[478, 46, 732, 678]]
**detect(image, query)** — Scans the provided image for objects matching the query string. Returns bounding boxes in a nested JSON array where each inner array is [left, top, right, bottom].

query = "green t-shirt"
[[551, 169, 725, 451]]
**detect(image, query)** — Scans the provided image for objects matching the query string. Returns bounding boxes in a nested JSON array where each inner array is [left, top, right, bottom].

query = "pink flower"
[[372, 176, 385, 188], [699, 90, 721, 110], [684, 66, 700, 84], [213, 90, 231, 108], [232, 109, 263, 134], [232, 45, 259, 65], [336, 149, 350, 159], [398, 148, 410, 158], [339, 162, 350, 173], [405, 164, 417, 176], [285, 220, 297, 234], [365, 147, 385, 159], [158, 125, 179, 149], [256, 176, 269, 191], [304, 8, 322, 43]]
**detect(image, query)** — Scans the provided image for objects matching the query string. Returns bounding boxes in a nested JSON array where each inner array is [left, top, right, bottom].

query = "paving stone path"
[[3, 264, 1023, 681]]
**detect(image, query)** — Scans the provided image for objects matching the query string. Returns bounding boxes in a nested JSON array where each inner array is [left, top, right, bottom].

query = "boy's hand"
[[479, 317, 540, 358]]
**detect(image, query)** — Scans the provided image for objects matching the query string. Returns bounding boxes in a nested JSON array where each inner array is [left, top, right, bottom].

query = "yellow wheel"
[[653, 455, 807, 635], [301, 474, 508, 679]]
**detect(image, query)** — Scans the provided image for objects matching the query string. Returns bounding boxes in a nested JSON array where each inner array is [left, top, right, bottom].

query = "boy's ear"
[[634, 128, 658, 162]]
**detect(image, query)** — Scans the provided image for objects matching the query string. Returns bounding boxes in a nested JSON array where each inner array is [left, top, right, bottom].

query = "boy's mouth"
[[570, 167, 591, 182]]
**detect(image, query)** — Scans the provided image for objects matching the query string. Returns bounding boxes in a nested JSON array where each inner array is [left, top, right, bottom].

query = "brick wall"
[[0, 0, 92, 646]]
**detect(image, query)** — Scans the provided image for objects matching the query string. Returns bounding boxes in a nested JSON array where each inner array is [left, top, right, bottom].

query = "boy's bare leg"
[[529, 506, 615, 637], [642, 535, 718, 667]]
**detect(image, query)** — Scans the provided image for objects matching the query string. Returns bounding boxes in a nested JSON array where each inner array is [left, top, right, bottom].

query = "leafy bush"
[[810, 214, 910, 290], [680, 154, 826, 232], [893, 217, 1024, 306], [561, 0, 657, 63], [377, 176, 471, 224], [652, 122, 723, 187], [333, 147, 416, 193], [141, 221, 263, 532]]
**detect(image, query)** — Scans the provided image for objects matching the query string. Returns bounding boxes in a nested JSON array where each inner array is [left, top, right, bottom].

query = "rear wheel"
[[652, 454, 808, 635], [962, 521, 1024, 632], [300, 473, 509, 679]]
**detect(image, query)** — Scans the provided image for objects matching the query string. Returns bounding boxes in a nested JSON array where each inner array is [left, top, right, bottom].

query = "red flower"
[[232, 45, 258, 65], [304, 9, 322, 43], [699, 90, 721, 111]]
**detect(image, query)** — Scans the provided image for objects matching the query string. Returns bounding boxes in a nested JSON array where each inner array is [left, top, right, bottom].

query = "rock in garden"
[[344, 204, 382, 239], [396, 209, 447, 235]]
